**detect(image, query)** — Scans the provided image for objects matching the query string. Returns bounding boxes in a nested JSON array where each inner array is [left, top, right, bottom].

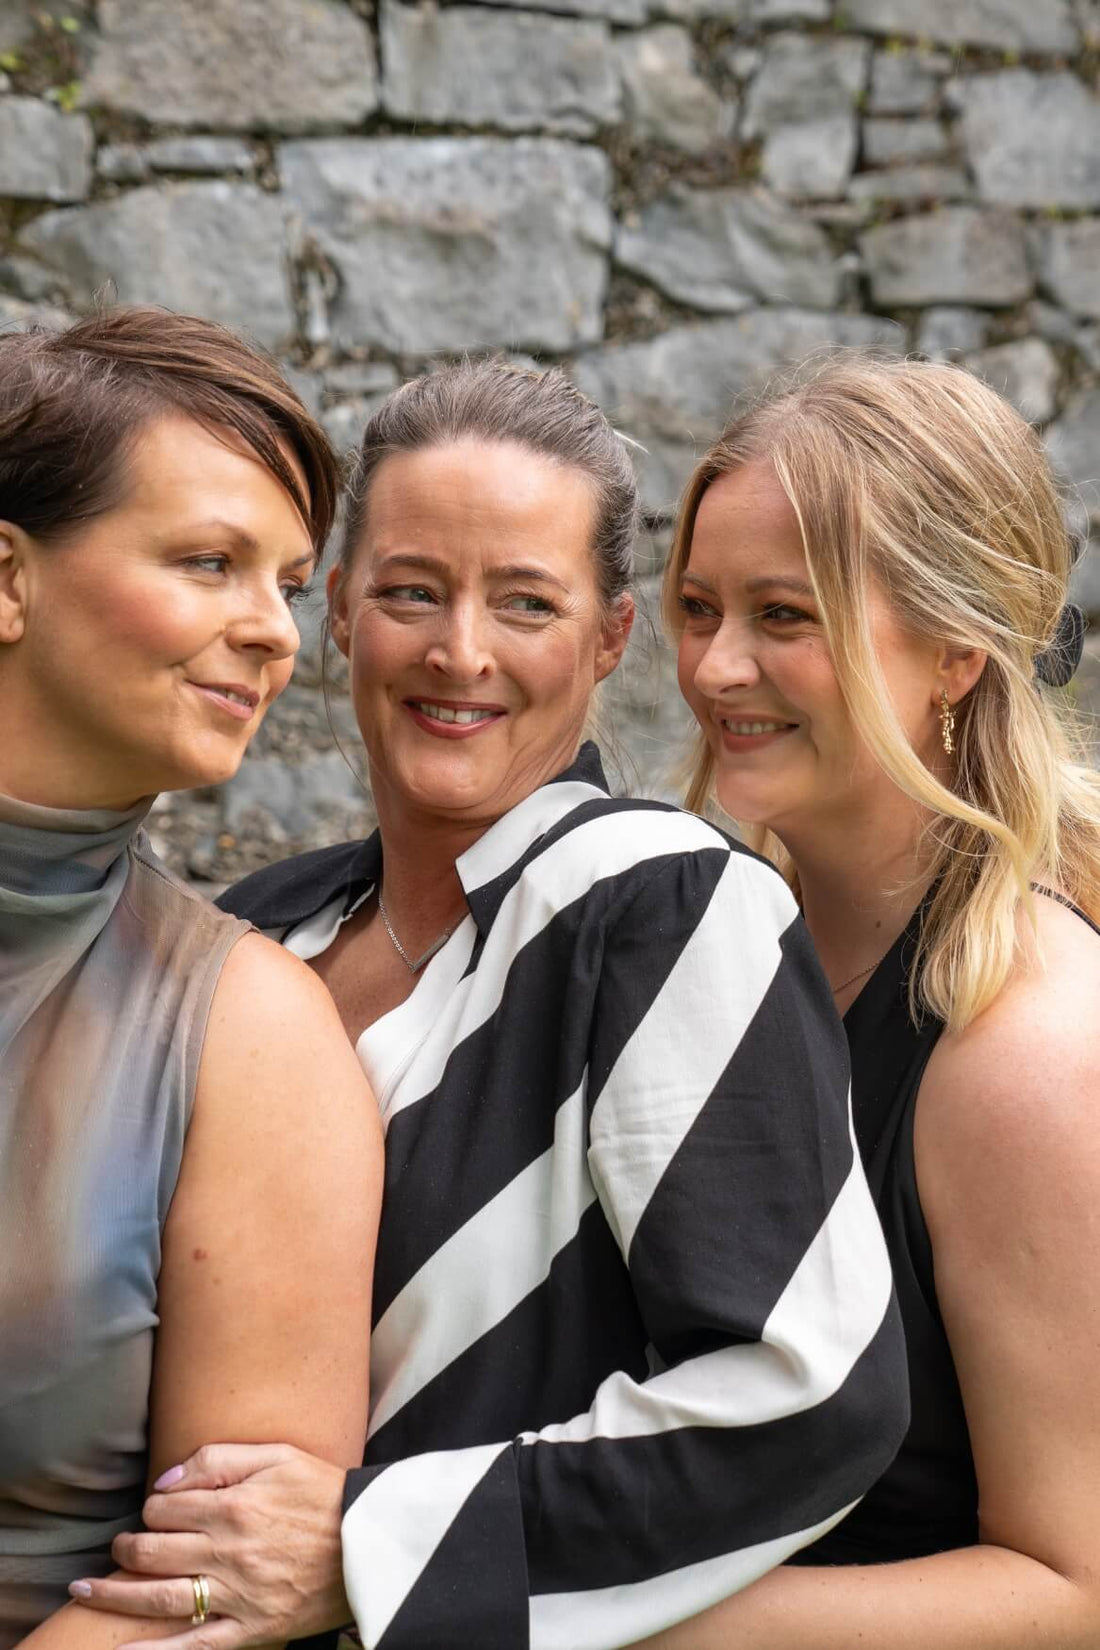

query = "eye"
[[384, 584, 437, 604], [280, 579, 312, 608], [184, 554, 229, 575], [503, 592, 554, 615], [760, 602, 815, 627], [678, 593, 718, 620]]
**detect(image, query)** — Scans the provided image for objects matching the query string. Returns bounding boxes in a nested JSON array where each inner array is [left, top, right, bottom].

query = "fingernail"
[[68, 1582, 92, 1598], [154, 1464, 185, 1489]]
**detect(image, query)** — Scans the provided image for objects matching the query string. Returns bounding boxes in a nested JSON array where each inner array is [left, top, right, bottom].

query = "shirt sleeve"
[[340, 841, 909, 1650]]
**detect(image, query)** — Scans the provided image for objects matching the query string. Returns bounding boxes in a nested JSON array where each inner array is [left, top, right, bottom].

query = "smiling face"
[[0, 414, 313, 808], [330, 437, 633, 835], [676, 460, 947, 838]]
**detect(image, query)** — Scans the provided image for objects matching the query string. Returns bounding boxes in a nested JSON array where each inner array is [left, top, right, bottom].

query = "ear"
[[594, 593, 635, 686], [0, 522, 29, 645], [327, 564, 351, 659], [936, 644, 987, 709]]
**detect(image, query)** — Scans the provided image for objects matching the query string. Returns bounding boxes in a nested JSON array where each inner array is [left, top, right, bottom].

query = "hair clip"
[[1035, 601, 1086, 688]]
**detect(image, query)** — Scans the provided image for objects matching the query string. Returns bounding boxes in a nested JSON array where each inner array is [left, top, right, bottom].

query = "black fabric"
[[795, 887, 1100, 1566]]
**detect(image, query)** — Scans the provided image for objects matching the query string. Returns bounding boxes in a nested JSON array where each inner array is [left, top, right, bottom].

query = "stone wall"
[[1, 0, 1098, 880]]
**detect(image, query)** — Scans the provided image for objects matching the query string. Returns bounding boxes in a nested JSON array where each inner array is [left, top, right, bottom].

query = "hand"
[[68, 1443, 350, 1650]]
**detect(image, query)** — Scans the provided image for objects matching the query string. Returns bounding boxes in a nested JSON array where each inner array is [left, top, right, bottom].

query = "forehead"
[[359, 438, 597, 563], [688, 461, 806, 579], [120, 415, 311, 539]]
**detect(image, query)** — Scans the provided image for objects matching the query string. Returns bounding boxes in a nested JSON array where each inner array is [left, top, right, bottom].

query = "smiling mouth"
[[720, 719, 795, 735], [188, 682, 261, 722], [408, 700, 503, 726]]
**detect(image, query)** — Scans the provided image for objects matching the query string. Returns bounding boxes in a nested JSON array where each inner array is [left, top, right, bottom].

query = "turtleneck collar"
[[0, 791, 152, 901]]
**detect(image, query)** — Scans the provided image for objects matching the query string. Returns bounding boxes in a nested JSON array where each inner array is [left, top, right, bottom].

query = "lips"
[[403, 697, 507, 739], [188, 681, 261, 722]]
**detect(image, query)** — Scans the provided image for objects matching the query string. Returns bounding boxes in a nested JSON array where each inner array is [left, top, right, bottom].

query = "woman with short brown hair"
[[0, 306, 382, 1647]]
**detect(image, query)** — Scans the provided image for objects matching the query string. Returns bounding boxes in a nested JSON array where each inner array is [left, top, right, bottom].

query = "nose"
[[690, 616, 762, 699], [225, 576, 301, 663], [424, 598, 493, 683]]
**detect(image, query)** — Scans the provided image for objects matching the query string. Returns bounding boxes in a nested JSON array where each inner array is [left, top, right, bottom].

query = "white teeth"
[[722, 720, 789, 735], [414, 702, 496, 725]]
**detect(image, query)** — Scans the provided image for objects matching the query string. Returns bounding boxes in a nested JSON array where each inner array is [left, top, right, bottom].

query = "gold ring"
[[190, 1574, 211, 1625]]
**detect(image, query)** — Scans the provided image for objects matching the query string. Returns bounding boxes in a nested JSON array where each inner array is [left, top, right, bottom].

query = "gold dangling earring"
[[939, 688, 955, 756]]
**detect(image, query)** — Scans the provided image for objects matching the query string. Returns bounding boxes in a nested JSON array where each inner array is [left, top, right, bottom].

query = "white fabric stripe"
[[527, 1503, 858, 1650], [587, 851, 786, 1260], [359, 806, 745, 1119], [369, 1077, 597, 1434], [356, 915, 478, 1116], [342, 1442, 510, 1650], [455, 778, 610, 894], [518, 1136, 892, 1445], [281, 892, 353, 959]]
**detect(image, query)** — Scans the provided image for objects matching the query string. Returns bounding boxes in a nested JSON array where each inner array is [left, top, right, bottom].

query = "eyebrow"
[[374, 553, 571, 592], [680, 570, 815, 599], [166, 520, 316, 571]]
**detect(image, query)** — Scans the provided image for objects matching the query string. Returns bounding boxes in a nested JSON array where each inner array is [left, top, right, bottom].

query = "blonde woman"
[[644, 358, 1100, 1648]]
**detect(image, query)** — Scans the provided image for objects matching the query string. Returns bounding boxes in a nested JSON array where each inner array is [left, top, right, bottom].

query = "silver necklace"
[[377, 889, 455, 974]]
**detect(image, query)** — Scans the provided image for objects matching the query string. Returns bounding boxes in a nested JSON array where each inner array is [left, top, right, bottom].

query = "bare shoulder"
[[198, 929, 380, 1144], [917, 894, 1100, 1226]]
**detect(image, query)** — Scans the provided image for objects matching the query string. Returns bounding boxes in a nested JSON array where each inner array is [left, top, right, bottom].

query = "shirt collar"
[[456, 741, 611, 936]]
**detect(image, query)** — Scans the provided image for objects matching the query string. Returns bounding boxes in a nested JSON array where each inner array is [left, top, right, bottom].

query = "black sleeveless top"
[[792, 890, 1100, 1566]]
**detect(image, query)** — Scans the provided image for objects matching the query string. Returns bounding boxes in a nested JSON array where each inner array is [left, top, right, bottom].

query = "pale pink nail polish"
[[68, 1581, 92, 1598], [153, 1464, 185, 1489]]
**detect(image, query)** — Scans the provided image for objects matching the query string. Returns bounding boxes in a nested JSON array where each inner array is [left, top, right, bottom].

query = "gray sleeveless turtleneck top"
[[0, 792, 248, 1646]]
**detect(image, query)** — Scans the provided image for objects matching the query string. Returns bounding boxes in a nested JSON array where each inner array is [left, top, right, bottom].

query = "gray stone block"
[[83, 0, 378, 132], [761, 117, 858, 200], [748, 0, 829, 18], [964, 338, 1060, 424], [143, 137, 255, 175], [571, 309, 903, 514], [861, 208, 1032, 307], [616, 186, 842, 311], [743, 33, 870, 137], [1047, 390, 1100, 525], [1042, 219, 1100, 320], [322, 392, 402, 454], [915, 306, 989, 359], [842, 0, 1077, 52], [848, 166, 971, 203], [616, 26, 736, 153], [476, 0, 645, 22], [0, 99, 92, 202], [280, 137, 611, 354], [96, 143, 151, 184], [957, 72, 1100, 210], [862, 119, 949, 166], [646, 0, 747, 18], [868, 49, 948, 115], [19, 182, 297, 350], [381, 2, 619, 136]]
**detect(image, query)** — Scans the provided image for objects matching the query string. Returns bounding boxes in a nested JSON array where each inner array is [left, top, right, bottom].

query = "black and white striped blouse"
[[222, 744, 908, 1650]]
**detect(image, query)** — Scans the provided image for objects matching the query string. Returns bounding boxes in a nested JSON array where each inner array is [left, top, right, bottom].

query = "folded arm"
[[62, 934, 382, 1649]]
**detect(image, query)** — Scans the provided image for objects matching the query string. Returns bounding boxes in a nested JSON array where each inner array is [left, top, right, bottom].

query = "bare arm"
[[31, 934, 382, 1649], [634, 902, 1100, 1650]]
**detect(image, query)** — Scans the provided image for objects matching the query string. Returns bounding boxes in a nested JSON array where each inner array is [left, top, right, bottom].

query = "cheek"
[[675, 633, 707, 706]]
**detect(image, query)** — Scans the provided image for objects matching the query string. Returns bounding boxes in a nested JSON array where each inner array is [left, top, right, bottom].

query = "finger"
[[69, 1573, 197, 1620], [141, 1488, 228, 1536], [153, 1441, 296, 1493], [112, 1527, 211, 1575], [118, 1619, 243, 1650]]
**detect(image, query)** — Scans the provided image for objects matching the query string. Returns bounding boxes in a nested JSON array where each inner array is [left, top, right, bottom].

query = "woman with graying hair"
[[0, 306, 381, 1648], [74, 358, 909, 1649], [642, 356, 1100, 1648]]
